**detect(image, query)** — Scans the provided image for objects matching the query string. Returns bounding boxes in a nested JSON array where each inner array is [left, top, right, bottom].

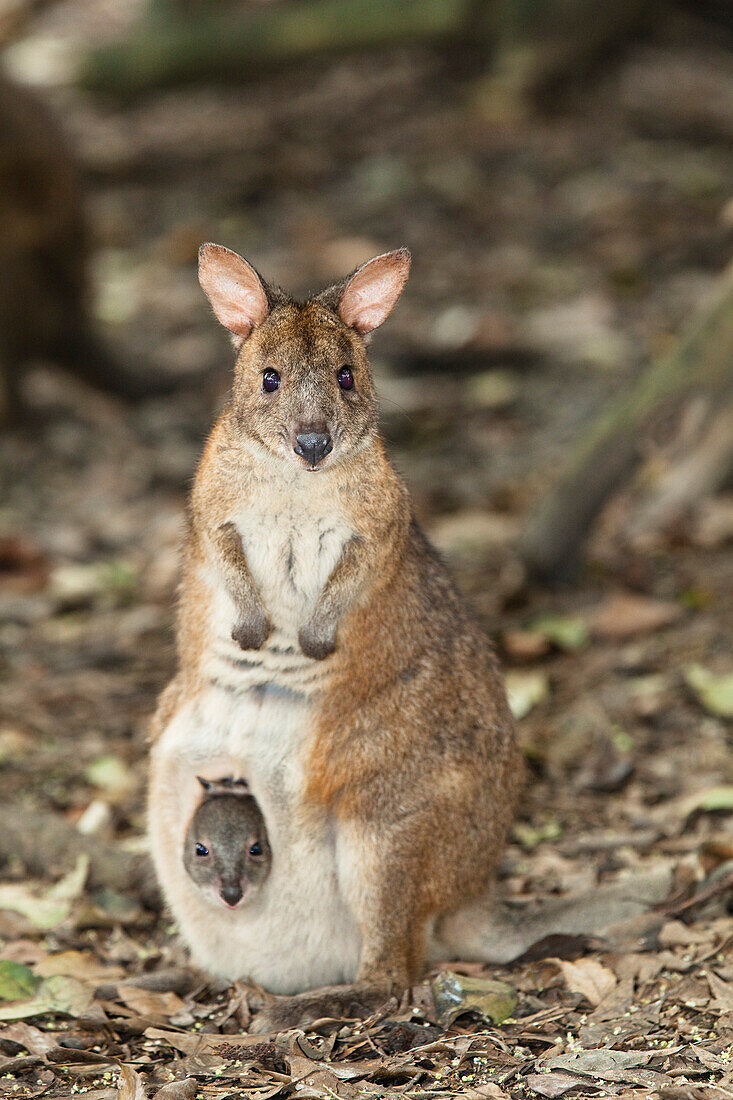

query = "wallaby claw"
[[298, 623, 336, 661], [231, 612, 271, 651]]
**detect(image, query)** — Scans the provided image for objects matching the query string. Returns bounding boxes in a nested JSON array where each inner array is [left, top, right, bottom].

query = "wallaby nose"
[[220, 883, 243, 908], [294, 432, 332, 467]]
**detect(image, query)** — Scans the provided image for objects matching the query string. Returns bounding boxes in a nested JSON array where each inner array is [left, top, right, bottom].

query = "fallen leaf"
[[658, 920, 715, 948], [513, 817, 562, 850], [0, 962, 40, 1002], [0, 974, 93, 1020], [431, 971, 516, 1026], [588, 592, 681, 638], [34, 950, 124, 982], [467, 369, 518, 410], [524, 1074, 585, 1099], [505, 670, 549, 720], [117, 1064, 146, 1100], [0, 856, 88, 931], [50, 560, 137, 611], [692, 495, 733, 549], [78, 887, 143, 927], [706, 970, 733, 1013], [0, 941, 47, 965], [0, 1022, 59, 1055], [0, 536, 49, 592], [116, 985, 186, 1018], [152, 1081, 198, 1100], [679, 785, 733, 814], [546, 1049, 650, 1080], [685, 665, 733, 718], [527, 614, 589, 651], [558, 958, 616, 1007], [85, 755, 137, 801], [428, 511, 519, 559], [502, 629, 550, 661]]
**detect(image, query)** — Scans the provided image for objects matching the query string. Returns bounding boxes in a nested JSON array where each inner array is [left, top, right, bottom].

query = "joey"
[[183, 777, 270, 909]]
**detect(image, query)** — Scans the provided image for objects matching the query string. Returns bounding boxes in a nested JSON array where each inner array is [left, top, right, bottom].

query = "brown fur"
[[149, 245, 522, 1032]]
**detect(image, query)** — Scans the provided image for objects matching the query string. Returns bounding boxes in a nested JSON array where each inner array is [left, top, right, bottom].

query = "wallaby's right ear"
[[198, 243, 269, 340]]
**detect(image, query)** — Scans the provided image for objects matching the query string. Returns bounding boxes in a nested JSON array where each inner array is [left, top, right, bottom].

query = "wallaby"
[[148, 243, 522, 1032], [183, 777, 270, 908]]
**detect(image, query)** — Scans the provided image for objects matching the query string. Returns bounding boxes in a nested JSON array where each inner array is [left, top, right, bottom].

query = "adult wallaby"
[[148, 244, 522, 1032]]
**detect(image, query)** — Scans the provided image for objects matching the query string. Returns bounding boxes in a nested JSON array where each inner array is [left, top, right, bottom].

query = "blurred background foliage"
[[1, 0, 733, 864]]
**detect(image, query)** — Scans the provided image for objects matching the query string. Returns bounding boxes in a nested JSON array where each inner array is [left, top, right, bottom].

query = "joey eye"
[[248, 842, 263, 858], [262, 369, 281, 393], [337, 367, 354, 391], [195, 843, 209, 857]]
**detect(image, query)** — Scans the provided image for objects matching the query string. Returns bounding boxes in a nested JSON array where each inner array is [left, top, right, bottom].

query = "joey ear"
[[198, 243, 269, 340], [196, 776, 212, 792], [337, 248, 411, 334]]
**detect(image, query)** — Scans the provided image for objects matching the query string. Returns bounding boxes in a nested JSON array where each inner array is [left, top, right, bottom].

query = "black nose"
[[220, 883, 243, 907], [294, 432, 332, 467]]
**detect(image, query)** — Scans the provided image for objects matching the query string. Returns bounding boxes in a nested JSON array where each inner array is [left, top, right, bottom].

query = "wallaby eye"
[[248, 842, 262, 857], [337, 367, 354, 391], [262, 369, 281, 393], [195, 843, 209, 857]]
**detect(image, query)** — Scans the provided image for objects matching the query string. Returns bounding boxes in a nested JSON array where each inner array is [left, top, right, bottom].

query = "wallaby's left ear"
[[336, 248, 411, 334]]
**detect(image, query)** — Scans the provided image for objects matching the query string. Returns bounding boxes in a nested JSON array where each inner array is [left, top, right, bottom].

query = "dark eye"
[[262, 369, 281, 393], [337, 367, 354, 391], [248, 842, 262, 857], [195, 843, 209, 857]]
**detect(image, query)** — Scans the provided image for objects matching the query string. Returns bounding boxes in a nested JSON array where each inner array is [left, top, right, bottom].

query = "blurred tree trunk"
[[0, 74, 88, 418], [0, 75, 202, 420], [519, 264, 733, 581]]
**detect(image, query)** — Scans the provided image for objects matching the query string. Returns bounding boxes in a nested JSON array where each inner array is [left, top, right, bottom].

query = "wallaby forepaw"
[[298, 623, 336, 661], [231, 612, 271, 651]]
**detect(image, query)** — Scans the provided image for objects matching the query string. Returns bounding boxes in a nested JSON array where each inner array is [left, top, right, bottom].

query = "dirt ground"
[[1, 4, 733, 1098]]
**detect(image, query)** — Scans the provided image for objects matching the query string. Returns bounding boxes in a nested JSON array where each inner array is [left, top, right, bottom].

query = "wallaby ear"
[[196, 776, 212, 792], [337, 248, 411, 334], [198, 243, 269, 340]]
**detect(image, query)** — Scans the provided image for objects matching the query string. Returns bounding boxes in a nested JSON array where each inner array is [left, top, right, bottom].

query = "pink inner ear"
[[198, 244, 269, 338], [339, 250, 411, 334]]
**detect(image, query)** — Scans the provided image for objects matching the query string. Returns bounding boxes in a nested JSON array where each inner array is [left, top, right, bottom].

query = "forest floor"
[[1, 3, 733, 1098]]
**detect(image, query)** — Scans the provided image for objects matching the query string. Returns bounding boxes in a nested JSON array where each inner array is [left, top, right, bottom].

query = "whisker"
[[378, 394, 417, 427]]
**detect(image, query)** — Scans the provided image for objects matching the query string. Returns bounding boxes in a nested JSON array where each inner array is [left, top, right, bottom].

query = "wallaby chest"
[[228, 481, 353, 634]]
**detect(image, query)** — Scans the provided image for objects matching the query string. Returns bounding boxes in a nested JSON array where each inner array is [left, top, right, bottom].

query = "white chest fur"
[[232, 478, 353, 638], [203, 475, 353, 699]]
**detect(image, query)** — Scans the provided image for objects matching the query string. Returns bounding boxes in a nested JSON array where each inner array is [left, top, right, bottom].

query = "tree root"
[[519, 263, 733, 581]]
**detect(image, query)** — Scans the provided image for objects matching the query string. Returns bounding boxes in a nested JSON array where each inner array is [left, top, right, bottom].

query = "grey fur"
[[183, 787, 271, 907]]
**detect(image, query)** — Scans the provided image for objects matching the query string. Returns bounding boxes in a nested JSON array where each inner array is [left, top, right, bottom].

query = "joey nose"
[[220, 883, 243, 907], [295, 432, 332, 467]]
